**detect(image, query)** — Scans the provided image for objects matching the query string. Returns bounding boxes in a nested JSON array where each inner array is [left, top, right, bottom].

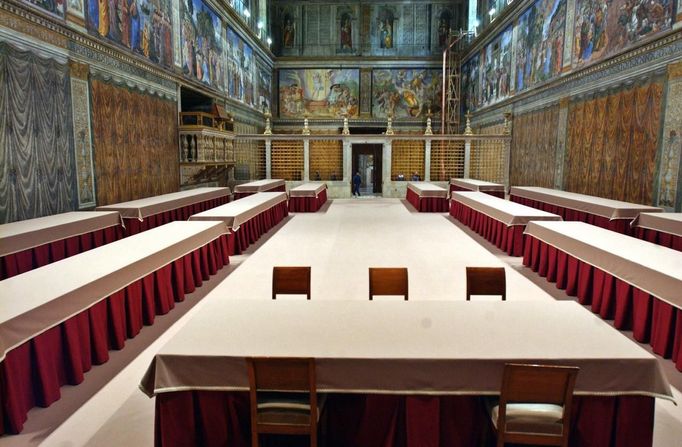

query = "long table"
[[96, 187, 230, 235], [450, 178, 505, 198], [0, 221, 230, 434], [632, 213, 682, 252], [450, 191, 561, 256], [189, 192, 288, 255], [141, 300, 672, 447], [289, 183, 328, 212], [406, 182, 449, 212], [510, 186, 662, 234], [523, 221, 682, 371], [233, 179, 285, 199], [0, 211, 123, 280]]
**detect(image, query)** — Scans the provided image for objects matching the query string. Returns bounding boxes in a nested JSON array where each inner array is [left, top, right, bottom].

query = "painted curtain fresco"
[[573, 0, 673, 68], [0, 42, 77, 223], [180, 0, 224, 88], [279, 69, 359, 118], [515, 0, 567, 92], [86, 0, 173, 67], [90, 79, 178, 205], [372, 69, 443, 118], [462, 53, 481, 112], [510, 105, 560, 188], [24, 0, 65, 17], [563, 80, 663, 204], [226, 26, 255, 107], [480, 26, 513, 108]]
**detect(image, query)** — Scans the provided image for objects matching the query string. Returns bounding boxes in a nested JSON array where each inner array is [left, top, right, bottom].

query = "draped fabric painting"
[[90, 79, 178, 205], [0, 42, 77, 224], [510, 105, 560, 188], [563, 80, 663, 204]]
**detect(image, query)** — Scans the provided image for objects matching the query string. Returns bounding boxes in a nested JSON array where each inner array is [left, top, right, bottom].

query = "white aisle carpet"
[[4, 199, 680, 446]]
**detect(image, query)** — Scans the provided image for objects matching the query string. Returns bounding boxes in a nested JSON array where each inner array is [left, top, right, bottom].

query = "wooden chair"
[[466, 267, 506, 301], [488, 363, 579, 447], [272, 266, 311, 300], [246, 357, 319, 447], [369, 267, 408, 300]]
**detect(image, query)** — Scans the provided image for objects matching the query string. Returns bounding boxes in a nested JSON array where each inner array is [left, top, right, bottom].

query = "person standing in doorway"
[[352, 171, 362, 197]]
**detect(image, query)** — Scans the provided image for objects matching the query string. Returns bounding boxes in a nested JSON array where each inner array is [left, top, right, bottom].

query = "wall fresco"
[[515, 0, 567, 93], [573, 0, 673, 68], [480, 25, 513, 108], [87, 0, 173, 67], [279, 68, 360, 118], [180, 0, 223, 87], [462, 53, 481, 113], [372, 68, 442, 118]]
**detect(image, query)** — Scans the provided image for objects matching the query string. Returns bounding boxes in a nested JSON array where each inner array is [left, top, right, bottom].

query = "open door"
[[352, 144, 383, 195]]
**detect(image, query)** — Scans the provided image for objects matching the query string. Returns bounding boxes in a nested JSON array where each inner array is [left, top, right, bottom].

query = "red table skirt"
[[1, 225, 124, 281], [234, 185, 287, 200], [125, 196, 230, 236], [406, 188, 448, 212], [231, 201, 289, 255], [523, 235, 682, 372], [450, 199, 525, 256], [510, 195, 633, 235], [634, 227, 682, 252], [155, 391, 654, 447], [289, 189, 328, 213], [450, 184, 505, 199], [0, 234, 231, 435]]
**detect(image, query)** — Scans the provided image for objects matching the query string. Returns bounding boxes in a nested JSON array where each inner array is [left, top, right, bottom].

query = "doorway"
[[352, 144, 383, 195]]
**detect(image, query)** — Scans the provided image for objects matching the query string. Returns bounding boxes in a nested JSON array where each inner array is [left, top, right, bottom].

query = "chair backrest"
[[246, 357, 316, 393], [497, 363, 579, 447], [272, 266, 311, 300], [466, 267, 506, 301], [369, 267, 408, 300]]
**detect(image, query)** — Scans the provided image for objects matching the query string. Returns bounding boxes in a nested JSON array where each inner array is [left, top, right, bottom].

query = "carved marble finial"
[[503, 112, 512, 135], [464, 111, 473, 136], [342, 114, 350, 135], [424, 109, 433, 136], [263, 110, 272, 135], [385, 113, 395, 136], [302, 114, 311, 135]]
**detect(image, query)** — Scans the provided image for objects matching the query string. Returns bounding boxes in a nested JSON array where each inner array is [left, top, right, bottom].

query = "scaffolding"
[[441, 30, 474, 135]]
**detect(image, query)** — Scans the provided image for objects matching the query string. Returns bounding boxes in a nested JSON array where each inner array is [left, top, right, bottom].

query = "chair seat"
[[490, 402, 565, 436], [257, 392, 324, 426]]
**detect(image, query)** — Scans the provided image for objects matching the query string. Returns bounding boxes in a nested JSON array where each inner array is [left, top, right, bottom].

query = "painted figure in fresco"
[[89, 0, 100, 31], [283, 14, 295, 48], [108, 0, 120, 41], [438, 11, 451, 47], [340, 13, 353, 50], [379, 18, 393, 49], [118, 0, 131, 48], [98, 0, 109, 37], [129, 0, 140, 51]]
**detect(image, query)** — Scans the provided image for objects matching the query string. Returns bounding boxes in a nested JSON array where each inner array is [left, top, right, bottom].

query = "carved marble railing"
[[179, 128, 235, 163]]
